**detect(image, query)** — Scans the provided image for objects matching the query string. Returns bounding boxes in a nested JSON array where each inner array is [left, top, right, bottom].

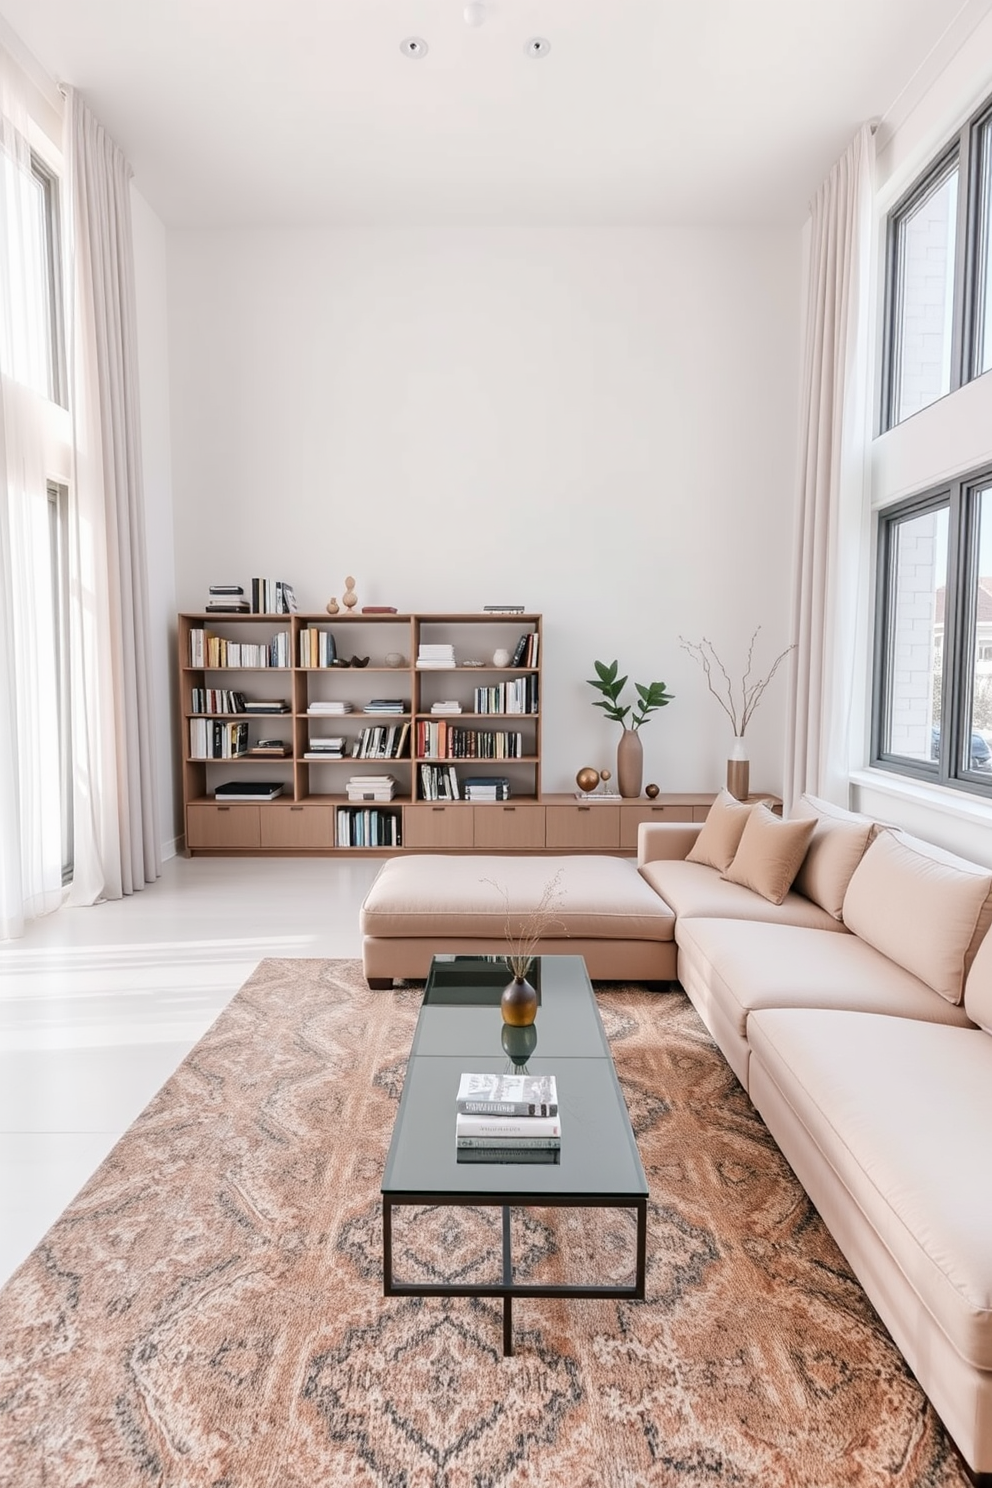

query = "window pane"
[[883, 505, 948, 763], [891, 163, 958, 425], [965, 484, 992, 775], [974, 119, 992, 378]]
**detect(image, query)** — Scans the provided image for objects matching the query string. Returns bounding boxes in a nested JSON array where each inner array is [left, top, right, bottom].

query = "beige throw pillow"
[[721, 804, 817, 904], [790, 793, 877, 920], [686, 789, 755, 873], [843, 831, 992, 1004]]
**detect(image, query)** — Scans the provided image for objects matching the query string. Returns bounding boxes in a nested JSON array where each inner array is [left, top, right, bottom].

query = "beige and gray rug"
[[0, 959, 970, 1486]]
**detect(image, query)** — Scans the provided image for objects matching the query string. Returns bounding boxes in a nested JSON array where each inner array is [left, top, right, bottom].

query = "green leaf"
[[594, 659, 618, 683]]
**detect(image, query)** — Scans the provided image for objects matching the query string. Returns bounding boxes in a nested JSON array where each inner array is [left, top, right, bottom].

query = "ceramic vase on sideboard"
[[727, 736, 749, 801], [617, 728, 643, 798]]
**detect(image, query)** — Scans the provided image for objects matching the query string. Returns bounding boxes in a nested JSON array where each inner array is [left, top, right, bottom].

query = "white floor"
[[0, 854, 381, 1287]]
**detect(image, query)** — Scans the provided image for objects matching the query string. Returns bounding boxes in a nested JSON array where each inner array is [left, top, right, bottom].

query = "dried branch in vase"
[[482, 868, 567, 980], [678, 628, 795, 738]]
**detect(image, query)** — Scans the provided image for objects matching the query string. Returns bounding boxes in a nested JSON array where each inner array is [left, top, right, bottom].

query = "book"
[[456, 1147, 559, 1165], [361, 605, 398, 613], [455, 1072, 558, 1116], [483, 605, 525, 613], [248, 741, 289, 756], [455, 1112, 561, 1139], [456, 1135, 561, 1150], [205, 601, 250, 612], [209, 585, 245, 595], [242, 700, 290, 713], [214, 781, 284, 800]]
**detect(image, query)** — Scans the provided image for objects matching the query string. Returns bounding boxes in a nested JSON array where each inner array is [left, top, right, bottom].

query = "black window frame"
[[872, 465, 992, 796], [881, 93, 992, 434]]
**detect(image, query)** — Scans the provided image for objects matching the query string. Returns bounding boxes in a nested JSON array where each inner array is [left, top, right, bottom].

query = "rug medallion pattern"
[[0, 960, 970, 1486]]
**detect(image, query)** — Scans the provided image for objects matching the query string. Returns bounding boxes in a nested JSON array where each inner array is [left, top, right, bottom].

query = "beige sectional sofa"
[[638, 790, 992, 1482]]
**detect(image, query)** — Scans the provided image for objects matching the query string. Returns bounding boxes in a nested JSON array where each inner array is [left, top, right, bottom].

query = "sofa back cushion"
[[721, 804, 817, 904], [964, 926, 992, 1032], [790, 793, 877, 920], [842, 830, 992, 1004], [686, 789, 755, 873]]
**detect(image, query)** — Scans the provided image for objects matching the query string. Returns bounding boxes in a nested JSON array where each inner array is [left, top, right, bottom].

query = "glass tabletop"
[[382, 955, 648, 1200]]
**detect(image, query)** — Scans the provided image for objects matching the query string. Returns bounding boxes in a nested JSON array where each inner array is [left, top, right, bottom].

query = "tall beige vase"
[[617, 728, 643, 798]]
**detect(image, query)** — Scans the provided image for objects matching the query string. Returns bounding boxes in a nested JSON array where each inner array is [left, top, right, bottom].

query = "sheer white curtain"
[[0, 49, 64, 939], [785, 124, 875, 810], [64, 88, 159, 904]]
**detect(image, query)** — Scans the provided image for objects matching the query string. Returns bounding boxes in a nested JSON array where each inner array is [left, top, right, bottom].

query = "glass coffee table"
[[381, 954, 649, 1355]]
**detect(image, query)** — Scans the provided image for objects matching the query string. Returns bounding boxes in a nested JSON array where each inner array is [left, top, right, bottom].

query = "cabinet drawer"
[[473, 804, 545, 850], [187, 803, 261, 849], [545, 805, 620, 850], [260, 804, 336, 849], [403, 804, 475, 848], [619, 803, 694, 849]]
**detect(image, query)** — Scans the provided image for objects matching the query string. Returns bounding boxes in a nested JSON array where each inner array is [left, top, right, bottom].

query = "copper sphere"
[[645, 783, 660, 799], [600, 769, 611, 782], [576, 767, 600, 793]]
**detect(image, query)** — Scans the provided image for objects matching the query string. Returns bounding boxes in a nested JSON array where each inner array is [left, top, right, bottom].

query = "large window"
[[873, 469, 992, 791], [882, 100, 992, 431]]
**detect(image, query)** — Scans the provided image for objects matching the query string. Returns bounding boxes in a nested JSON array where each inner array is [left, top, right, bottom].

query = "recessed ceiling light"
[[400, 36, 428, 58], [524, 37, 551, 58], [464, 1, 486, 26]]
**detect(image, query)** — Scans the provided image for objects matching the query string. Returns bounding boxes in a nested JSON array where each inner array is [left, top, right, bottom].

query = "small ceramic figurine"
[[342, 576, 358, 614], [325, 598, 340, 615], [493, 648, 511, 667]]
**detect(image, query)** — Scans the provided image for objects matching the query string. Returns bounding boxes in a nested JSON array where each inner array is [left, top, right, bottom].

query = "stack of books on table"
[[307, 700, 353, 715], [304, 736, 345, 760], [431, 701, 462, 715], [205, 584, 249, 613], [346, 774, 396, 802], [455, 1073, 560, 1163], [362, 699, 408, 716], [416, 643, 455, 669], [462, 776, 511, 801]]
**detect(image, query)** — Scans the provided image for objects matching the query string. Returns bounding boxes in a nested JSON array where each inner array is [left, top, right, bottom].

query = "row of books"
[[352, 723, 410, 760], [189, 629, 291, 669], [299, 628, 337, 667], [190, 687, 248, 714], [335, 806, 401, 847], [418, 766, 512, 800], [473, 678, 538, 714], [455, 1074, 560, 1160], [509, 631, 539, 668], [415, 722, 524, 759], [251, 579, 297, 614], [189, 719, 248, 759]]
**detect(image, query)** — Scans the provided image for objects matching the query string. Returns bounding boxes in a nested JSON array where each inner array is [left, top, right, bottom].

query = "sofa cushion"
[[748, 1007, 992, 1371], [360, 854, 676, 942], [639, 859, 843, 931], [842, 831, 992, 1004], [964, 925, 992, 1033], [677, 918, 974, 1041], [790, 793, 877, 920], [721, 804, 816, 904], [686, 789, 755, 872]]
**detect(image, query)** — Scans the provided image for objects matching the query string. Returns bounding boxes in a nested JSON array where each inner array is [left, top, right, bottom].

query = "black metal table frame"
[[383, 1189, 648, 1356]]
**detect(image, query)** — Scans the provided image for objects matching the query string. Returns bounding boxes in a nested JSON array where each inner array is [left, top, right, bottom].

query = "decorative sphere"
[[576, 767, 599, 793], [645, 783, 660, 799], [600, 769, 611, 782], [326, 598, 339, 614], [385, 652, 405, 668]]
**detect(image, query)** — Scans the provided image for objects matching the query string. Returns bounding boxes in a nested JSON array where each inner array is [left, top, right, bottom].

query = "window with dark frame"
[[873, 470, 992, 792], [881, 96, 992, 433]]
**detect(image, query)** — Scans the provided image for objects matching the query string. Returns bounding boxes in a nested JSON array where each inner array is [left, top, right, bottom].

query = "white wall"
[[167, 226, 802, 798], [130, 186, 179, 854]]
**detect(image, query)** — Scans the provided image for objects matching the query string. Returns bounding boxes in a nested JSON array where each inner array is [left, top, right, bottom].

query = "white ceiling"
[[2, 0, 991, 228]]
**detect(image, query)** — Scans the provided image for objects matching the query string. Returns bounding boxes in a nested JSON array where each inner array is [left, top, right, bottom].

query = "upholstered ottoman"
[[360, 854, 677, 987]]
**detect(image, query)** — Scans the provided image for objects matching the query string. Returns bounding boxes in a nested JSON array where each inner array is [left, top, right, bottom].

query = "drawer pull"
[[432, 806, 445, 812], [502, 806, 516, 812], [578, 806, 591, 812], [291, 806, 303, 812], [218, 806, 230, 813]]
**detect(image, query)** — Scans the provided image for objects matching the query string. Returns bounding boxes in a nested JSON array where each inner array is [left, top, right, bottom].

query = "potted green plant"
[[586, 660, 674, 798]]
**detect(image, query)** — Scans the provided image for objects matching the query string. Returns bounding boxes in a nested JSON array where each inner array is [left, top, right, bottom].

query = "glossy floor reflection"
[[0, 854, 381, 1285]]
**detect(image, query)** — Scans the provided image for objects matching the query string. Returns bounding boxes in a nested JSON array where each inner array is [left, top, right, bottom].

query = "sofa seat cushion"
[[639, 859, 842, 931], [748, 1008, 992, 1371], [677, 918, 975, 1042], [361, 855, 676, 941]]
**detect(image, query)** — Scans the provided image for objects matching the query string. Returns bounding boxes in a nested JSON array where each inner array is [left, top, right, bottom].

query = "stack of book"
[[431, 700, 462, 715], [307, 700, 352, 716], [243, 698, 291, 715], [416, 643, 455, 669], [455, 1073, 560, 1162], [214, 781, 283, 801], [305, 736, 345, 760], [205, 584, 249, 613], [463, 776, 511, 801], [346, 774, 396, 802], [362, 699, 407, 716], [247, 738, 290, 758]]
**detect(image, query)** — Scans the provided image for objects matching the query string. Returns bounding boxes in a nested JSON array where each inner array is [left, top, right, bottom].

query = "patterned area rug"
[[0, 959, 970, 1487]]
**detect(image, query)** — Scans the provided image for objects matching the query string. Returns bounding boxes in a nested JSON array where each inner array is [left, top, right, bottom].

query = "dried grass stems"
[[679, 628, 795, 738], [482, 868, 568, 980]]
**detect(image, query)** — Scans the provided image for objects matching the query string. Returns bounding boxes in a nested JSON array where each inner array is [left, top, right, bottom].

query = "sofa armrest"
[[637, 821, 702, 866]]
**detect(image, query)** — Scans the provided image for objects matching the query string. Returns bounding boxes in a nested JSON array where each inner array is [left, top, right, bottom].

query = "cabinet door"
[[403, 804, 475, 848], [545, 804, 620, 850], [187, 804, 261, 849], [473, 804, 545, 849], [619, 803, 694, 850], [260, 804, 336, 849]]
